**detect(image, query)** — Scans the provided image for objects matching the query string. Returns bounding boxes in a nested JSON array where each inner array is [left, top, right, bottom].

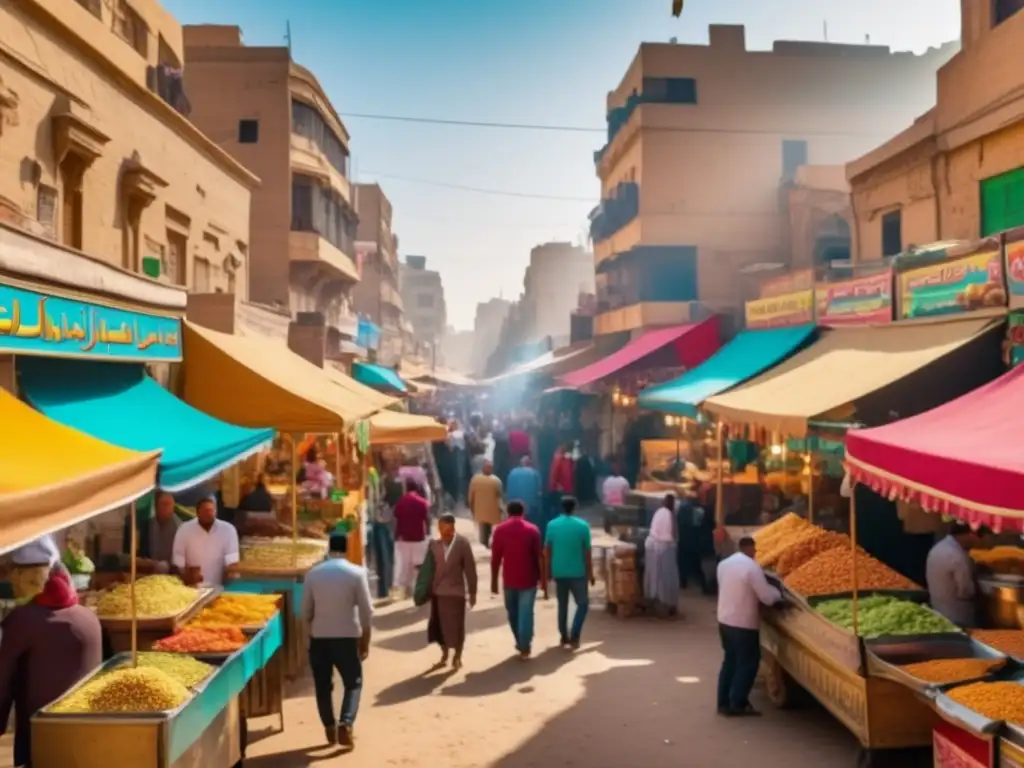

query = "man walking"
[[543, 496, 594, 649], [716, 536, 782, 717], [506, 456, 544, 537], [301, 533, 372, 749], [393, 478, 430, 598], [468, 459, 503, 549], [425, 514, 477, 671], [491, 500, 544, 659]]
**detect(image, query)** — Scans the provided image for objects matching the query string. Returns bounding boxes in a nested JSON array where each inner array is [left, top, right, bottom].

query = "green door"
[[980, 166, 1024, 236]]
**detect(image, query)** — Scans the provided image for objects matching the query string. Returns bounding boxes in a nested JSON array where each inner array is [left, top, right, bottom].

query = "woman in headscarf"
[[0, 566, 102, 766]]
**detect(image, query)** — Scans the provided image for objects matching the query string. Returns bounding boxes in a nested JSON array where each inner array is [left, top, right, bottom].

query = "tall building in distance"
[[400, 255, 447, 361], [518, 242, 594, 346], [183, 25, 360, 360], [353, 183, 404, 362], [472, 297, 512, 375], [590, 25, 957, 336], [440, 327, 475, 374]]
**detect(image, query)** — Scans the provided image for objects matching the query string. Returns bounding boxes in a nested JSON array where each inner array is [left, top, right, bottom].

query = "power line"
[[340, 112, 602, 134], [359, 170, 595, 202]]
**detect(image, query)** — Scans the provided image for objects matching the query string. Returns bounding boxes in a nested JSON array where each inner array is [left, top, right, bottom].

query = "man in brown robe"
[[0, 566, 102, 767], [427, 513, 477, 671]]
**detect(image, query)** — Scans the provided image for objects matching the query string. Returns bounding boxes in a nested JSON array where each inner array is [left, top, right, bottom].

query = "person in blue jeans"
[[491, 500, 545, 658], [543, 495, 594, 649]]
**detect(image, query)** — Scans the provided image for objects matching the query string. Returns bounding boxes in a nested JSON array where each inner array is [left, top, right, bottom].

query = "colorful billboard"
[[744, 290, 814, 330], [897, 242, 1005, 319], [1004, 228, 1024, 310], [815, 271, 893, 327]]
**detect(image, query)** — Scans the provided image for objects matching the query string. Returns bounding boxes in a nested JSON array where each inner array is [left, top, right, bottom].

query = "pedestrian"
[[600, 462, 631, 507], [491, 500, 544, 659], [716, 535, 783, 717], [468, 459, 503, 549], [420, 513, 477, 670], [644, 493, 681, 617], [370, 475, 396, 600], [393, 478, 430, 598], [543, 495, 594, 649], [678, 490, 711, 595], [301, 533, 372, 748], [506, 455, 545, 538]]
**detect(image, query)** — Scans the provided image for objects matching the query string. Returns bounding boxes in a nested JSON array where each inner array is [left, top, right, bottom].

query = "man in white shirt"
[[601, 464, 631, 507], [926, 522, 980, 627], [171, 497, 240, 587], [716, 536, 782, 716]]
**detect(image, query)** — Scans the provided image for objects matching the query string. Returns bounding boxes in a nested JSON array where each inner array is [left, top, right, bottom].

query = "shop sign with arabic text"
[[745, 268, 814, 330], [815, 271, 893, 326], [898, 245, 1005, 319], [0, 283, 182, 361]]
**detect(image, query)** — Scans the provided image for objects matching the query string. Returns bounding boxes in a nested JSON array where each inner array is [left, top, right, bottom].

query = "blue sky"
[[165, 0, 961, 329]]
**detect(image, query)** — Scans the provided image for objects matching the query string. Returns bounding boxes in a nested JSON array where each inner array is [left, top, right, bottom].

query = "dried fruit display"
[[899, 658, 1004, 684], [154, 626, 248, 654], [188, 593, 279, 628], [947, 681, 1024, 725], [775, 531, 854, 577], [783, 546, 919, 596], [96, 575, 199, 619], [971, 630, 1024, 658], [49, 667, 191, 714], [753, 513, 813, 561], [816, 595, 957, 638]]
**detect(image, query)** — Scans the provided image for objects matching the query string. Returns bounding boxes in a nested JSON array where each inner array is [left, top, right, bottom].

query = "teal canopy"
[[18, 357, 273, 492], [353, 361, 408, 393], [638, 324, 817, 417]]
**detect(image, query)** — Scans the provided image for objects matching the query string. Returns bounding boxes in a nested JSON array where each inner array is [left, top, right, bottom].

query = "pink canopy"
[[559, 316, 720, 390], [845, 364, 1024, 532]]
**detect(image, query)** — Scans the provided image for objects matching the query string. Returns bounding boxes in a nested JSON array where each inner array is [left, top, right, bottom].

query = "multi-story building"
[[353, 183, 404, 361], [399, 255, 447, 354], [591, 24, 957, 335], [441, 326, 475, 374], [471, 297, 512, 375], [848, 0, 1024, 258], [517, 242, 594, 345], [182, 25, 360, 361]]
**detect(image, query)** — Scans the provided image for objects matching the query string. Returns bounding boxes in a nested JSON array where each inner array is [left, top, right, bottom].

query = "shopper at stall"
[[8, 534, 61, 603], [491, 500, 544, 659], [926, 522, 982, 628], [0, 565, 102, 767], [393, 478, 431, 598], [171, 496, 241, 587], [544, 496, 593, 649], [644, 493, 681, 617], [301, 532, 372, 750], [139, 490, 180, 573], [469, 459, 504, 549], [506, 455, 545, 538], [716, 536, 783, 717], [601, 462, 631, 507], [422, 513, 477, 670]]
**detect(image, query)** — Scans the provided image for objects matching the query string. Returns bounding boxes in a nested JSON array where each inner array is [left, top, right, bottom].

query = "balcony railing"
[[593, 77, 697, 167], [590, 182, 639, 243]]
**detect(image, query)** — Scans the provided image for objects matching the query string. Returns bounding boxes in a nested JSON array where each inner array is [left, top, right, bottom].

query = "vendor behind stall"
[[926, 521, 982, 628], [171, 497, 240, 587], [139, 490, 180, 574], [8, 534, 61, 604]]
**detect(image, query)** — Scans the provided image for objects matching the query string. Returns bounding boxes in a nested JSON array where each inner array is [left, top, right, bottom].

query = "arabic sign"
[[815, 271, 893, 327], [0, 283, 181, 361], [1004, 228, 1024, 309], [745, 290, 813, 330], [759, 269, 813, 299], [898, 245, 1005, 319]]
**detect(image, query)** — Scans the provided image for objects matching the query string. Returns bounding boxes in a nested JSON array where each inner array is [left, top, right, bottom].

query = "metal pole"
[[291, 434, 299, 567], [807, 451, 816, 524], [129, 500, 138, 667], [715, 421, 725, 526], [850, 485, 859, 637]]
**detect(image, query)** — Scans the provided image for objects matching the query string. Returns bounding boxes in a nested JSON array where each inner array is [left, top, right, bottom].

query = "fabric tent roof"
[[638, 324, 816, 418], [369, 410, 448, 444], [19, 357, 273, 492], [353, 362, 408, 393], [703, 316, 999, 437], [482, 344, 599, 385], [182, 322, 383, 432], [325, 363, 397, 413], [846, 364, 1024, 532], [0, 389, 159, 555], [560, 318, 720, 390]]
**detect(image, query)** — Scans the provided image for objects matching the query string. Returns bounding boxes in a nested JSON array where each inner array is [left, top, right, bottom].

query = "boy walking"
[[543, 496, 594, 649]]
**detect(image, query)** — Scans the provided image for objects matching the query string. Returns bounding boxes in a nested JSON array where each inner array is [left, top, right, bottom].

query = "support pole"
[[335, 432, 343, 486], [850, 484, 859, 637], [291, 434, 299, 567], [807, 451, 816, 524], [129, 500, 138, 667], [715, 421, 725, 526]]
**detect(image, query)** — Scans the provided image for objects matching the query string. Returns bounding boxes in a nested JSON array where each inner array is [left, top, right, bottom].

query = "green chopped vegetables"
[[816, 595, 959, 638]]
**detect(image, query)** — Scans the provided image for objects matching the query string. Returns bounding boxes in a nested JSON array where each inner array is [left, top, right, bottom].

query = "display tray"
[[931, 672, 1024, 738], [232, 563, 316, 579], [866, 634, 1009, 694], [799, 588, 930, 606], [763, 592, 865, 674], [98, 587, 219, 632], [971, 633, 1024, 665]]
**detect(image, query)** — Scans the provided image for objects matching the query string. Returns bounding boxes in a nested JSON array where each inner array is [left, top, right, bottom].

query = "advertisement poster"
[[898, 247, 1005, 319], [815, 270, 893, 326], [1005, 312, 1024, 368], [744, 290, 814, 330], [1005, 227, 1024, 309]]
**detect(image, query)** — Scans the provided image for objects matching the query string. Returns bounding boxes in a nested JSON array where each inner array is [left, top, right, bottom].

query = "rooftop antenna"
[[285, 21, 292, 54], [823, 20, 829, 41]]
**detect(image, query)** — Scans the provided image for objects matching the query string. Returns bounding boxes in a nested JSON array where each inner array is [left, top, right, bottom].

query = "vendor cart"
[[99, 587, 219, 653]]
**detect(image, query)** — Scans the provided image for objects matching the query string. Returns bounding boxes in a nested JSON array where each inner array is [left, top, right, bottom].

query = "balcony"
[[594, 77, 698, 169], [289, 231, 359, 282], [382, 281, 404, 312], [590, 182, 639, 245], [291, 134, 351, 204], [594, 302, 698, 336]]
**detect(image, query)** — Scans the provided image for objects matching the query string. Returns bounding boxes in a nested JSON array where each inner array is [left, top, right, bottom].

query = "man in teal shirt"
[[543, 496, 594, 649]]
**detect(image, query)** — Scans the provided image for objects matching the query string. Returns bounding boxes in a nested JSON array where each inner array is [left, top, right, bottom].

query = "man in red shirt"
[[491, 500, 545, 659], [393, 478, 430, 599]]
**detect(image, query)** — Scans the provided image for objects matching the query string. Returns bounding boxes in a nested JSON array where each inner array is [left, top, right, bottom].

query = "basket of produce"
[[153, 626, 249, 657], [187, 593, 280, 632], [866, 633, 1008, 694], [95, 575, 217, 631]]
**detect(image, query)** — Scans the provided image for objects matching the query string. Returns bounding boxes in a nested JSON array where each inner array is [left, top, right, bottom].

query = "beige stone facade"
[[399, 255, 446, 348], [471, 297, 511, 375], [847, 1, 1024, 259], [592, 24, 956, 334], [518, 242, 594, 345], [353, 182, 404, 349], [0, 0, 256, 298], [182, 25, 359, 351]]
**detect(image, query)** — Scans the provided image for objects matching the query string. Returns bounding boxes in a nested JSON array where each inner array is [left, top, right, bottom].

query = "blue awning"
[[637, 324, 817, 417], [18, 358, 274, 492], [353, 362, 408, 393]]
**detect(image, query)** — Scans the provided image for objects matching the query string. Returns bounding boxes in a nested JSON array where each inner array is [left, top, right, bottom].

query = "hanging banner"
[[745, 268, 814, 330], [815, 270, 893, 327], [0, 282, 181, 361], [759, 269, 814, 298], [1004, 227, 1024, 310], [898, 242, 1005, 319]]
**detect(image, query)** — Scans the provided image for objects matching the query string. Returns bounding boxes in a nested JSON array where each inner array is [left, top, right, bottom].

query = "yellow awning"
[[0, 390, 159, 554], [369, 410, 448, 445], [702, 316, 1000, 437], [183, 323, 383, 432], [325, 362, 398, 412]]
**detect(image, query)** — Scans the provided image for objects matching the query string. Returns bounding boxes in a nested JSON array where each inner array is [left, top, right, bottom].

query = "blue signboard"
[[0, 283, 182, 361], [356, 316, 381, 352]]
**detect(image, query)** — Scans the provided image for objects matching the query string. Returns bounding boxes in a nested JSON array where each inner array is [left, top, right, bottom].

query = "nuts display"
[[96, 575, 199, 619], [240, 539, 326, 571], [947, 681, 1024, 725], [816, 595, 958, 638], [774, 530, 852, 577], [49, 667, 191, 714], [188, 593, 279, 628], [757, 526, 826, 570], [971, 630, 1024, 658], [753, 513, 813, 566], [784, 546, 920, 596], [899, 658, 1004, 684]]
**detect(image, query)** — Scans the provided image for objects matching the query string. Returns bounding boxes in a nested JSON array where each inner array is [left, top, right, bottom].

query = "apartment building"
[[182, 25, 360, 361], [848, 0, 1024, 259], [591, 24, 956, 335], [400, 255, 447, 349], [518, 242, 594, 345], [353, 183, 404, 359], [471, 297, 512, 375]]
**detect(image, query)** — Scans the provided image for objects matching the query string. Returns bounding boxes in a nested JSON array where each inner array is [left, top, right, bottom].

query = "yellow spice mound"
[[113, 652, 214, 688], [189, 593, 279, 628], [50, 667, 190, 714], [96, 575, 199, 619]]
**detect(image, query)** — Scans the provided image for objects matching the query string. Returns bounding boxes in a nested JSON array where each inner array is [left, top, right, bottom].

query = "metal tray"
[[98, 587, 219, 632], [866, 634, 1008, 694], [971, 632, 1024, 665]]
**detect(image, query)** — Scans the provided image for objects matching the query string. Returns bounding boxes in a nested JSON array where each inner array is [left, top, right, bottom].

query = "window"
[[59, 158, 85, 251], [193, 256, 212, 293], [642, 77, 698, 105], [166, 229, 187, 285], [36, 185, 58, 240], [782, 140, 809, 180], [291, 173, 357, 254], [995, 0, 1024, 25], [238, 119, 259, 144], [881, 210, 903, 257], [74, 0, 101, 18], [291, 100, 349, 178], [113, 0, 148, 58]]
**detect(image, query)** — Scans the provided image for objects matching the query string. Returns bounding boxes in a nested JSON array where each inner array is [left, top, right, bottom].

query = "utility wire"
[[359, 170, 595, 202]]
